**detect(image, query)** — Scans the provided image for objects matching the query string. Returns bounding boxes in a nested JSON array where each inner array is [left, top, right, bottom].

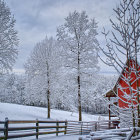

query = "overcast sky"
[[5, 0, 120, 75]]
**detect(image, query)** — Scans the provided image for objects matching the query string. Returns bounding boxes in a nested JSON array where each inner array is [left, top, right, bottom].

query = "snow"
[[0, 102, 108, 121], [0, 102, 108, 140], [19, 135, 81, 140], [82, 127, 135, 140]]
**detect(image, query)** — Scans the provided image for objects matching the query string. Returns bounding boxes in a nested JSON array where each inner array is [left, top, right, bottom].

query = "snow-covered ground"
[[20, 135, 81, 140], [0, 102, 108, 121], [0, 102, 108, 140]]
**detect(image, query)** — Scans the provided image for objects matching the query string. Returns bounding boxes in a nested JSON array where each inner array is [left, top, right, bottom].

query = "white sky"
[[4, 0, 120, 75]]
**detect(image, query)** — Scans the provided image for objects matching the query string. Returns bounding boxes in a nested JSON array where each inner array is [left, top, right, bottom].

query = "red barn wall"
[[118, 60, 140, 108]]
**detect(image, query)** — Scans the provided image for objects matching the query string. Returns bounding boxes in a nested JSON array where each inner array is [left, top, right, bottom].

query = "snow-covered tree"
[[99, 0, 140, 128], [0, 0, 18, 74], [25, 36, 61, 118], [57, 11, 99, 121], [0, 72, 114, 114], [0, 74, 26, 104], [16, 76, 26, 104]]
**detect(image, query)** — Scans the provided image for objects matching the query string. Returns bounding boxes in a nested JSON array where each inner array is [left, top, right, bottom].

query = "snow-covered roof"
[[105, 87, 117, 97]]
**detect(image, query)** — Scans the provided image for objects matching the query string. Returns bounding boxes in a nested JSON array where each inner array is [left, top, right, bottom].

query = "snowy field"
[[0, 102, 108, 140], [0, 102, 108, 121], [19, 135, 81, 140]]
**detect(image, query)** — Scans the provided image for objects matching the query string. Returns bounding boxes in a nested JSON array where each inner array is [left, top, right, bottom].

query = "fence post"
[[108, 120, 111, 129], [56, 121, 59, 136], [80, 122, 83, 135], [36, 119, 39, 139], [64, 120, 67, 135], [4, 117, 8, 140], [95, 122, 97, 131]]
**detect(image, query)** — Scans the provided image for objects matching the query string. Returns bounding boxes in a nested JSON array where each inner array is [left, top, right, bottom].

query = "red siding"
[[118, 60, 140, 108]]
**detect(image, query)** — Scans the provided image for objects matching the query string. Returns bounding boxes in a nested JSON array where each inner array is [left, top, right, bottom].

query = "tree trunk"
[[133, 15, 140, 127], [78, 49, 82, 121], [46, 62, 50, 119], [78, 75, 82, 121], [127, 55, 135, 127], [135, 52, 140, 127], [74, 27, 82, 121], [47, 89, 50, 118]]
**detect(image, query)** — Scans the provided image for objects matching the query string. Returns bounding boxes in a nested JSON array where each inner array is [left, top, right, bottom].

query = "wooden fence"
[[0, 118, 119, 140], [66, 120, 119, 135], [0, 118, 67, 140], [83, 127, 140, 140], [126, 127, 140, 140]]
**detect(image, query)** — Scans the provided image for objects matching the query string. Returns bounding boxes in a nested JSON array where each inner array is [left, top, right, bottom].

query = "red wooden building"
[[105, 59, 140, 120]]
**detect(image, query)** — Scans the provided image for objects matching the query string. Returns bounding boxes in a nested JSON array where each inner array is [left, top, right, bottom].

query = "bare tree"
[[0, 0, 18, 73], [57, 11, 99, 121], [100, 0, 140, 128]]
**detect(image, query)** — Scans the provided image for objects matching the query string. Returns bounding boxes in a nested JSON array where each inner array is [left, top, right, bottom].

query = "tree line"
[[0, 73, 116, 115]]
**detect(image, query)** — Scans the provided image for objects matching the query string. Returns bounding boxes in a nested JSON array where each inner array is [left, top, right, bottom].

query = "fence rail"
[[0, 118, 119, 140], [0, 118, 67, 140], [67, 120, 119, 135]]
